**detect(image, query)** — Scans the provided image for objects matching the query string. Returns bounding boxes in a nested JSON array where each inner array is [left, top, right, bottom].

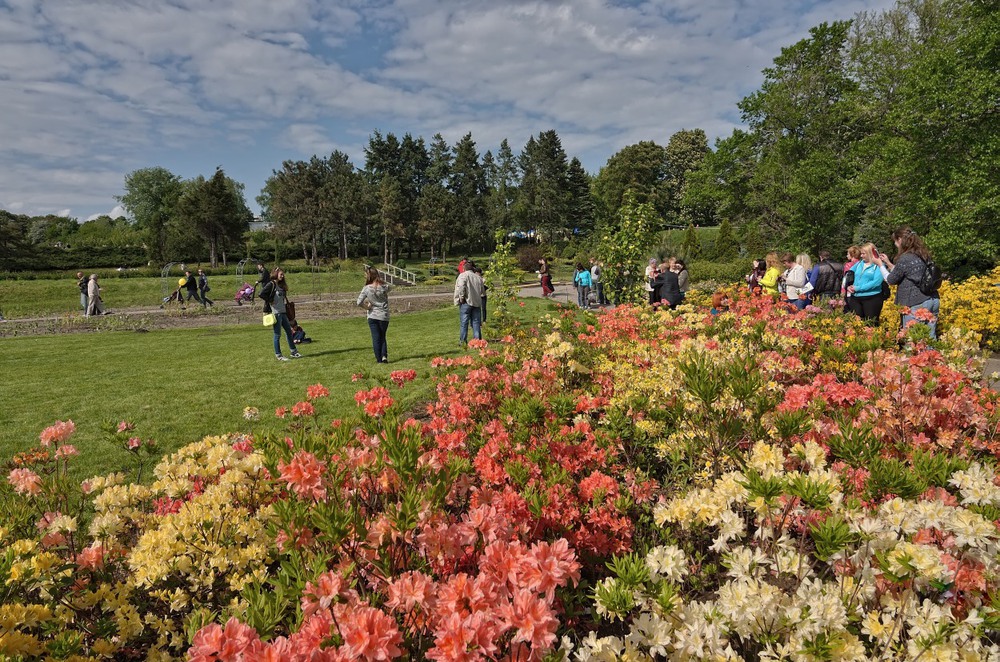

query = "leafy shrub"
[[515, 244, 546, 272], [938, 266, 1000, 349]]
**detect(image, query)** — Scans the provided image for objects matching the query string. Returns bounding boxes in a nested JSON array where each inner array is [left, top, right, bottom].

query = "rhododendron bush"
[[2, 290, 999, 660]]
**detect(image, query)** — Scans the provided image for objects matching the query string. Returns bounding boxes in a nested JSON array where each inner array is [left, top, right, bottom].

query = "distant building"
[[248, 216, 271, 232]]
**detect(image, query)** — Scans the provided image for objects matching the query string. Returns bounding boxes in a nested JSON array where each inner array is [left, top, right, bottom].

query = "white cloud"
[[86, 205, 126, 222], [0, 0, 899, 219]]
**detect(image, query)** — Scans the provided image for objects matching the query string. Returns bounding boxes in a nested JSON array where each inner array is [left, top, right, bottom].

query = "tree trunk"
[[311, 236, 318, 266], [210, 236, 218, 268], [341, 223, 348, 260]]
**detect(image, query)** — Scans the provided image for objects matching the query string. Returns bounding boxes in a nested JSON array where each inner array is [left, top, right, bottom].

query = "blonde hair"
[[765, 252, 781, 270], [859, 243, 876, 263], [795, 253, 812, 271]]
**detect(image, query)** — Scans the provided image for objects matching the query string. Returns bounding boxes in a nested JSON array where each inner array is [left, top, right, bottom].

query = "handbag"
[[285, 301, 296, 322], [262, 313, 276, 326]]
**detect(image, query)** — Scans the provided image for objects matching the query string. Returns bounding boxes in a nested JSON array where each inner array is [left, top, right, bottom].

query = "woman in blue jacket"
[[847, 243, 886, 324], [574, 263, 592, 308]]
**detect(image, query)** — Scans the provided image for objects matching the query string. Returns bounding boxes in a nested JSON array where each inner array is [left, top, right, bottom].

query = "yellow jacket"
[[760, 267, 780, 295]]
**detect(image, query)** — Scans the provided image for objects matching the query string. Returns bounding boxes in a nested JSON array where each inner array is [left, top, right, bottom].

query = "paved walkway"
[[985, 355, 1000, 390]]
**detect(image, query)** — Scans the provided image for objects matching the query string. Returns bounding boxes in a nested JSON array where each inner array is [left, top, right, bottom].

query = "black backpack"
[[918, 258, 943, 296]]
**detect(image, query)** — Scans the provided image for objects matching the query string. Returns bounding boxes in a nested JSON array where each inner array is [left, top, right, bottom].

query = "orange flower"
[[306, 383, 330, 400], [277, 450, 327, 501], [291, 401, 315, 417]]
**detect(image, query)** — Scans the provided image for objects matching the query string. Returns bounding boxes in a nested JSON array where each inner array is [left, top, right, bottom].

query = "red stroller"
[[234, 282, 254, 305]]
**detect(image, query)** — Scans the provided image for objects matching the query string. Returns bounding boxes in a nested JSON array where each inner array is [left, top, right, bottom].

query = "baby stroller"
[[234, 282, 255, 305]]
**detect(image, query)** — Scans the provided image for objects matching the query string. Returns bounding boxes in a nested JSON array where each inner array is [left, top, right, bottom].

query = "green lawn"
[[0, 302, 554, 481], [0, 271, 422, 319]]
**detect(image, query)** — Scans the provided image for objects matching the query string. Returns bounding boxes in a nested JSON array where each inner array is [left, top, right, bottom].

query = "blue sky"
[[0, 0, 895, 222]]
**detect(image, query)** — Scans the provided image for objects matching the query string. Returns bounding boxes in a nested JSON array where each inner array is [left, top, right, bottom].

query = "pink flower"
[[117, 420, 135, 433], [275, 406, 288, 419], [306, 383, 330, 400], [127, 437, 142, 450], [188, 618, 261, 661], [338, 605, 403, 661], [301, 570, 346, 617], [55, 444, 79, 459], [39, 420, 75, 446], [386, 571, 436, 613], [277, 450, 327, 501], [291, 400, 315, 417], [76, 544, 108, 571], [502, 589, 558, 653], [231, 437, 254, 454], [8, 468, 42, 496]]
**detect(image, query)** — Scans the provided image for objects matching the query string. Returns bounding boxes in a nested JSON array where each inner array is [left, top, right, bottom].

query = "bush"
[[938, 266, 1000, 349], [688, 258, 749, 284], [516, 244, 546, 272]]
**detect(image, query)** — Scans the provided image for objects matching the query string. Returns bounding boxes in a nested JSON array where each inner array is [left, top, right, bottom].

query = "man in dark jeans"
[[76, 272, 89, 311], [183, 271, 202, 305]]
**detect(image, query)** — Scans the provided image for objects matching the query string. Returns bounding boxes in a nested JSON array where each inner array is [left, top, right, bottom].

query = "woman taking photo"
[[357, 266, 393, 363], [877, 226, 940, 338], [261, 268, 301, 361], [847, 244, 886, 324]]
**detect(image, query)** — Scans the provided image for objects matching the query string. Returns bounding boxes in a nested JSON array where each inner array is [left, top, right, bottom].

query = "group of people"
[[746, 226, 941, 337], [537, 257, 609, 308], [76, 272, 106, 317], [162, 270, 214, 308], [644, 257, 689, 309]]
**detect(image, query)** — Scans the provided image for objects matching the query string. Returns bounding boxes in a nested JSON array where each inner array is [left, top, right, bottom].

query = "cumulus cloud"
[[0, 0, 897, 219]]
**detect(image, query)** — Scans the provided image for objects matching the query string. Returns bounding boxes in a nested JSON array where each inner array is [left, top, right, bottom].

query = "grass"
[[0, 298, 559, 481]]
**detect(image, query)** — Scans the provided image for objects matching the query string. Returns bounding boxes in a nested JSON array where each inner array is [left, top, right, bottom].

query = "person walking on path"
[[197, 269, 214, 307], [183, 271, 202, 305], [76, 272, 89, 311], [877, 226, 941, 338], [260, 268, 301, 361], [538, 258, 554, 297], [454, 260, 486, 344], [590, 258, 607, 305], [86, 274, 105, 317], [357, 266, 393, 363]]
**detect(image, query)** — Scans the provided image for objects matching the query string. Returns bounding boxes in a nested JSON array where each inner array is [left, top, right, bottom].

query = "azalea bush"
[[2, 290, 999, 660], [939, 266, 1000, 350]]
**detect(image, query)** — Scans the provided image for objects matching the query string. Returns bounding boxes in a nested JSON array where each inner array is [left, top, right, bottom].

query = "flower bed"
[[2, 292, 999, 660]]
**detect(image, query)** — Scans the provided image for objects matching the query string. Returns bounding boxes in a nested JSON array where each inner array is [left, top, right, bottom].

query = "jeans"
[[459, 303, 482, 344], [594, 282, 606, 305], [272, 312, 296, 355], [80, 292, 88, 310], [199, 288, 213, 306], [578, 285, 590, 308], [792, 297, 809, 310], [185, 289, 202, 304], [368, 318, 389, 362], [901, 297, 940, 339]]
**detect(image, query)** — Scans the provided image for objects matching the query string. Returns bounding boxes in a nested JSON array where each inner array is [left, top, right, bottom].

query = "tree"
[[681, 223, 702, 260], [117, 167, 184, 262], [591, 141, 670, 231], [514, 130, 571, 241], [450, 133, 488, 251], [379, 177, 406, 264], [664, 129, 709, 223], [566, 157, 594, 236], [715, 219, 738, 260], [597, 191, 659, 305], [175, 168, 250, 267], [483, 139, 519, 235]]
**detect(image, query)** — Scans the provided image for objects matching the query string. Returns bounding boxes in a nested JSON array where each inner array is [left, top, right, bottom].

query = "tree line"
[[2, 0, 994, 275]]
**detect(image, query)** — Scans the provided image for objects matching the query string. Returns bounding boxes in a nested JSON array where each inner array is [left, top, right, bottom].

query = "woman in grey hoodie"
[[357, 266, 393, 363]]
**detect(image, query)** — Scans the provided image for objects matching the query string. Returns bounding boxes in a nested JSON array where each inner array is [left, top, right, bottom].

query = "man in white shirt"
[[454, 261, 485, 344]]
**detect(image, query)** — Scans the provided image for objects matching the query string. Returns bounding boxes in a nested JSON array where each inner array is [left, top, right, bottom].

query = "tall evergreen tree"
[[566, 157, 594, 236], [450, 133, 488, 251]]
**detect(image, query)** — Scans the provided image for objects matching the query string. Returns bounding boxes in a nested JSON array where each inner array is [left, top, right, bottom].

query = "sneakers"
[[290, 351, 302, 359], [276, 354, 290, 361]]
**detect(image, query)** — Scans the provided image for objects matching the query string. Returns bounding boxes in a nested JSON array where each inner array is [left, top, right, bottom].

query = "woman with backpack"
[[260, 268, 301, 361], [876, 226, 941, 338]]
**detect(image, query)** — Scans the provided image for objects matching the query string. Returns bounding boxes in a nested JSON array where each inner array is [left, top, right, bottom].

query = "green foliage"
[[714, 219, 738, 259], [596, 191, 658, 304], [483, 230, 521, 338], [810, 515, 857, 561], [681, 224, 702, 260]]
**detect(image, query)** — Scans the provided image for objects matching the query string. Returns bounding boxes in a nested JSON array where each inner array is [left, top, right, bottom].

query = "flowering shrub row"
[[2, 292, 998, 660], [938, 266, 1000, 350]]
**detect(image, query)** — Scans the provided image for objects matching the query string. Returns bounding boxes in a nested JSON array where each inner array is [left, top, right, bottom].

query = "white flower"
[[646, 545, 688, 582]]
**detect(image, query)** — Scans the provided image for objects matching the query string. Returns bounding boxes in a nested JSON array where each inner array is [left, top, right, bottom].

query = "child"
[[291, 323, 311, 344]]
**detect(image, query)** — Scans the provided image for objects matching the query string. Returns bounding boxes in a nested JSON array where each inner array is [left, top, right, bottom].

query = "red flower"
[[389, 369, 418, 387], [338, 605, 404, 661], [291, 400, 315, 417], [275, 406, 288, 419], [306, 383, 330, 400]]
